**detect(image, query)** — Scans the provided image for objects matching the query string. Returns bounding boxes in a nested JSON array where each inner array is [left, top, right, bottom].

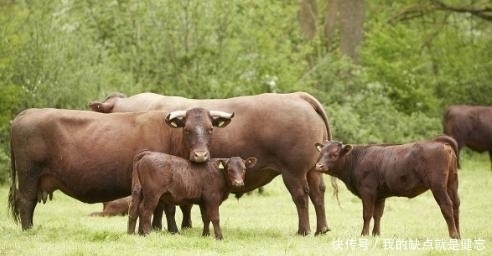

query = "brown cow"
[[9, 107, 233, 230], [88, 92, 332, 236], [89, 196, 131, 217], [128, 151, 257, 239], [314, 135, 460, 239], [443, 105, 492, 169]]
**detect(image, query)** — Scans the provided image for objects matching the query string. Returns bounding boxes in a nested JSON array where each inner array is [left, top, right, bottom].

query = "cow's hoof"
[[315, 227, 331, 236], [297, 230, 310, 236]]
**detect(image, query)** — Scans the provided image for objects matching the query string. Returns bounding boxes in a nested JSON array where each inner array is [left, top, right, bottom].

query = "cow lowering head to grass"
[[8, 107, 233, 230], [128, 151, 257, 239], [314, 135, 460, 239]]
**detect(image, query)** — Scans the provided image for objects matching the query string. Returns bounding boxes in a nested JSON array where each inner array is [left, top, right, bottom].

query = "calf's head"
[[314, 140, 352, 174], [166, 107, 234, 163], [216, 157, 257, 187]]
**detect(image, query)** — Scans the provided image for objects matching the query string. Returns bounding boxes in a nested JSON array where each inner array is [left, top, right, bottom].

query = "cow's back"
[[105, 92, 330, 192], [11, 108, 172, 203], [443, 105, 492, 152]]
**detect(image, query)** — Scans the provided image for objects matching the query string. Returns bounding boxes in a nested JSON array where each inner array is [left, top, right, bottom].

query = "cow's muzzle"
[[315, 163, 327, 172], [191, 151, 209, 163], [231, 179, 245, 187]]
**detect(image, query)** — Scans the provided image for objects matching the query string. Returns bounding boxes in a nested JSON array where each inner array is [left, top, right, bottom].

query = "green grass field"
[[0, 154, 490, 255]]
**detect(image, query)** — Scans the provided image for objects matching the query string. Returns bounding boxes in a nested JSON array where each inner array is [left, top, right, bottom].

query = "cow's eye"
[[207, 128, 213, 134], [184, 129, 191, 135]]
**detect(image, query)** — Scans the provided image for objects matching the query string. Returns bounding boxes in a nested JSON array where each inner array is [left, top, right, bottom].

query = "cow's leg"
[[447, 173, 461, 238], [151, 203, 164, 231], [430, 186, 459, 239], [488, 150, 492, 171], [282, 173, 311, 236], [199, 204, 211, 237], [162, 203, 179, 233], [372, 199, 385, 236], [360, 195, 375, 236], [180, 203, 193, 229], [306, 170, 330, 235], [18, 194, 37, 230]]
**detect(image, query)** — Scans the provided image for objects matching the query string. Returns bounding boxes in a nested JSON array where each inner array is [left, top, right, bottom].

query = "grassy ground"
[[0, 154, 490, 255]]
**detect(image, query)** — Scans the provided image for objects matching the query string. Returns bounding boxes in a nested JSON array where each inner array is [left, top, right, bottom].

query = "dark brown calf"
[[315, 136, 460, 239], [128, 151, 257, 239], [89, 196, 131, 217]]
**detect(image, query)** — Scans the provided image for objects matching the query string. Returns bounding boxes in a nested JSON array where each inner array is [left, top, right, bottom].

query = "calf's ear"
[[244, 157, 258, 168], [340, 144, 353, 155], [315, 143, 323, 152], [214, 160, 226, 171]]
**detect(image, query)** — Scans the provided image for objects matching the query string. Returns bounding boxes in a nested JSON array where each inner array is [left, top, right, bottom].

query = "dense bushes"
[[0, 1, 490, 183]]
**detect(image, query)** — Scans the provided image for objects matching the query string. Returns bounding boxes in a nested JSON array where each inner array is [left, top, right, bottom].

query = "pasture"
[[0, 153, 490, 255]]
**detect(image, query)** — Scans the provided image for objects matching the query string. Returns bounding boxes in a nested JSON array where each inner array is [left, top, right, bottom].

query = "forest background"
[[0, 0, 491, 184]]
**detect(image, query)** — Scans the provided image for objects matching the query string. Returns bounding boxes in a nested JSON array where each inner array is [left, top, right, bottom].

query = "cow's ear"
[[165, 111, 186, 128], [315, 143, 323, 152], [244, 157, 258, 168], [211, 112, 234, 128], [88, 101, 113, 113], [340, 144, 353, 156]]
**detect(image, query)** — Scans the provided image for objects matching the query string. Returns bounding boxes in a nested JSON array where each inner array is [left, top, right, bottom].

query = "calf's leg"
[[372, 199, 385, 236], [206, 203, 223, 240], [360, 195, 375, 236], [199, 204, 211, 237], [139, 196, 160, 235], [447, 173, 461, 238], [430, 186, 459, 239]]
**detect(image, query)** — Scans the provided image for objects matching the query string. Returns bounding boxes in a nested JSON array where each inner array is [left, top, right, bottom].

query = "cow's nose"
[[193, 151, 209, 162], [231, 180, 244, 187], [315, 163, 324, 171]]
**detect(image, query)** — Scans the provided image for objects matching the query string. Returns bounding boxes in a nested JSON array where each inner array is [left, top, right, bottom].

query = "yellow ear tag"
[[218, 162, 224, 170], [170, 122, 178, 128]]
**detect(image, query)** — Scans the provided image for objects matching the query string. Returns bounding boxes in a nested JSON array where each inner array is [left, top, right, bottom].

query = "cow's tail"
[[8, 135, 20, 224], [298, 92, 332, 140], [434, 134, 461, 169], [299, 92, 339, 204]]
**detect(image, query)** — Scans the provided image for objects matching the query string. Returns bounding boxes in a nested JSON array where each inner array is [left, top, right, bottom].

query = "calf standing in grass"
[[128, 150, 257, 239], [314, 135, 460, 239]]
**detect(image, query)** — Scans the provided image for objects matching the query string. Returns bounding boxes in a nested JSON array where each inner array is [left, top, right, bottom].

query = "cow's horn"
[[167, 110, 187, 120], [209, 110, 234, 119]]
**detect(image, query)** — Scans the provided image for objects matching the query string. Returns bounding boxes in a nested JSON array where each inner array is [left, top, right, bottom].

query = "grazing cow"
[[314, 135, 460, 239], [443, 105, 492, 169], [9, 107, 233, 230], [128, 151, 257, 239], [89, 196, 131, 217], [89, 91, 332, 236]]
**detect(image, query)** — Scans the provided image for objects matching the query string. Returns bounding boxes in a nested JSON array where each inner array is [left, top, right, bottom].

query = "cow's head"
[[165, 107, 234, 163], [314, 140, 352, 174], [88, 93, 126, 113], [215, 156, 257, 187]]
